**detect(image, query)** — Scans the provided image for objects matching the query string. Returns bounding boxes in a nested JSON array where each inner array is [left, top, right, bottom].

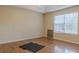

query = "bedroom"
[[0, 5, 79, 53]]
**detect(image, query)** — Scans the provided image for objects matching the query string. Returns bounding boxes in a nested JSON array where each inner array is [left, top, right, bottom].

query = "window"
[[54, 13, 78, 34]]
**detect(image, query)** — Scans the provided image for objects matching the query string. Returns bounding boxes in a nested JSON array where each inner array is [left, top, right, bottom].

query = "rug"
[[20, 42, 45, 53]]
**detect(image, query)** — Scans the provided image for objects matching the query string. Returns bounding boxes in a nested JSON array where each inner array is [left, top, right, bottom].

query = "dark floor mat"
[[19, 42, 45, 53]]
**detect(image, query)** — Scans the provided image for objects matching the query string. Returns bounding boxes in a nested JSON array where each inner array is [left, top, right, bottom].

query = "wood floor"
[[0, 37, 79, 53]]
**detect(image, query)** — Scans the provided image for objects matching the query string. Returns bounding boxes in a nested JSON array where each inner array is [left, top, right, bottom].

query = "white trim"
[[0, 35, 43, 44], [54, 37, 79, 45]]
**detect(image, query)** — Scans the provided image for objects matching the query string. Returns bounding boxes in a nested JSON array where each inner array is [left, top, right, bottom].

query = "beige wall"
[[44, 6, 79, 44], [1, 5, 79, 44], [44, 13, 53, 37], [0, 6, 44, 44]]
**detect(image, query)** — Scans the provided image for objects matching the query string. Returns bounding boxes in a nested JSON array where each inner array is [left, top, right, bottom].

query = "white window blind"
[[54, 13, 78, 34]]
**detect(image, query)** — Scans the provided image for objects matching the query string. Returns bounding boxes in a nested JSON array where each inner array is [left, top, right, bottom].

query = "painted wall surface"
[[44, 6, 79, 44], [0, 6, 44, 44]]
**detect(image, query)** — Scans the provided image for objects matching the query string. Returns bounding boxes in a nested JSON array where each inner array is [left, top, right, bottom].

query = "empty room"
[[0, 5, 79, 53]]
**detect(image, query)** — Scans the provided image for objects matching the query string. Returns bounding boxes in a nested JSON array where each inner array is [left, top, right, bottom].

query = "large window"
[[54, 13, 78, 34]]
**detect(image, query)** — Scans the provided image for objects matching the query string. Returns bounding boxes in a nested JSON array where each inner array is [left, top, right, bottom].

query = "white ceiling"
[[13, 5, 74, 13]]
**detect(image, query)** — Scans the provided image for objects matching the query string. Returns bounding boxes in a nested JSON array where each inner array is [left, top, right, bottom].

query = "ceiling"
[[13, 5, 74, 13]]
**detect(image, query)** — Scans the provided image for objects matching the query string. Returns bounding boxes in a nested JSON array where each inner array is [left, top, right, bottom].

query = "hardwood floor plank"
[[0, 37, 79, 53]]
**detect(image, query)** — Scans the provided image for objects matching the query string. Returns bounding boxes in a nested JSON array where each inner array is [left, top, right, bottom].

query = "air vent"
[[47, 29, 53, 39]]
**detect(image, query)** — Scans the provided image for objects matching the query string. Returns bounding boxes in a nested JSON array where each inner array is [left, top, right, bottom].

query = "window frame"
[[54, 12, 78, 35]]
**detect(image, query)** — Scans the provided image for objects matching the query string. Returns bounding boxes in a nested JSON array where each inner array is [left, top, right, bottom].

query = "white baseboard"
[[54, 38, 79, 45], [0, 35, 43, 44]]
